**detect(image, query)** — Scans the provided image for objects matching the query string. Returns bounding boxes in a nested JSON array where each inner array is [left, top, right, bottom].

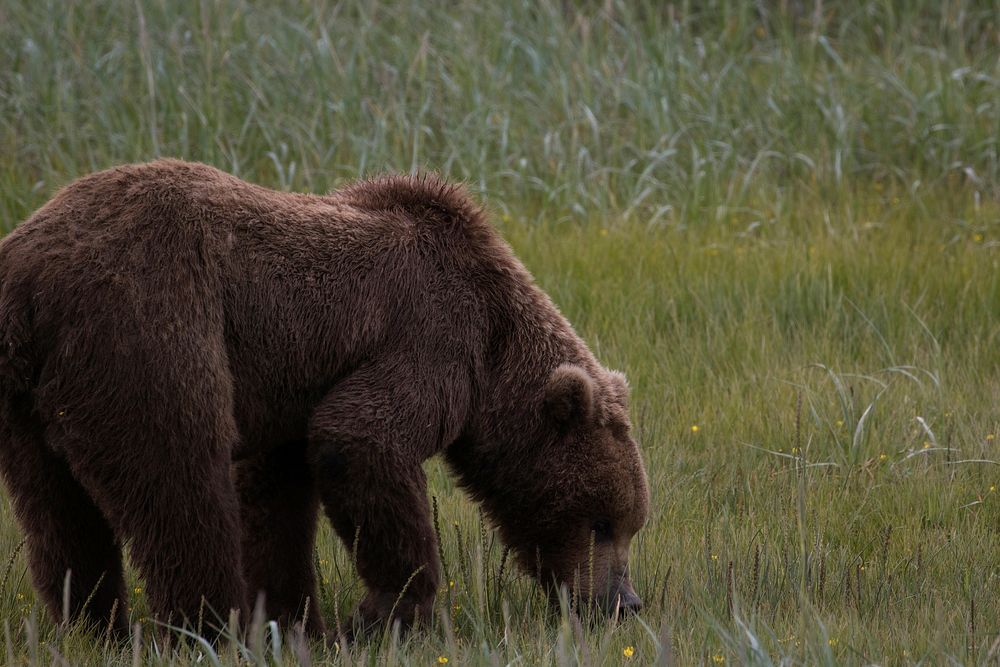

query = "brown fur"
[[0, 159, 649, 636]]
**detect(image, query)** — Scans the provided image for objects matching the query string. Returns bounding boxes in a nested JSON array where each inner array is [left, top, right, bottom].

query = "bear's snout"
[[615, 583, 642, 614], [607, 577, 642, 616]]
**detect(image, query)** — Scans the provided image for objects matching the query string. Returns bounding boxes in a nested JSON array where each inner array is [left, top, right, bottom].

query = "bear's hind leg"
[[235, 441, 325, 638], [19, 234, 248, 639], [71, 439, 249, 637], [51, 355, 249, 636], [0, 395, 126, 636]]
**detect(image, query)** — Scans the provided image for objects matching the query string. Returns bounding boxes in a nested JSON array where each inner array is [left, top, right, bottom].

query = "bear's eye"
[[591, 519, 613, 543]]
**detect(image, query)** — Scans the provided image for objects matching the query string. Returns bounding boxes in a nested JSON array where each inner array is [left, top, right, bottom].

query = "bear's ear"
[[543, 364, 595, 429], [606, 370, 630, 407]]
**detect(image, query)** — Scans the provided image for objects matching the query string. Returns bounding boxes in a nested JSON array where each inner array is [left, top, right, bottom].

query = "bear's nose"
[[617, 589, 642, 614]]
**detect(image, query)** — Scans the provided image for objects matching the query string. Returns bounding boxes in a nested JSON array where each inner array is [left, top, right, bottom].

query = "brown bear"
[[0, 159, 649, 637]]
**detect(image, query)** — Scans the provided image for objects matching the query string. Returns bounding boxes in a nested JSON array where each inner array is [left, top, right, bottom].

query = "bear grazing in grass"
[[0, 159, 649, 637]]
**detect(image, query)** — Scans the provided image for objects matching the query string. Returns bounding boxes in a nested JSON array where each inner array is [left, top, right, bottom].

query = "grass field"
[[2, 0, 999, 664]]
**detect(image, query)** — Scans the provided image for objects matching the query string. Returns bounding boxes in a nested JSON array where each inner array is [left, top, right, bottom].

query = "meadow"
[[1, 0, 999, 664]]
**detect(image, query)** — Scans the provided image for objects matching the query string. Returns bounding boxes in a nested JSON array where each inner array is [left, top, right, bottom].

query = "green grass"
[[1, 0, 999, 664]]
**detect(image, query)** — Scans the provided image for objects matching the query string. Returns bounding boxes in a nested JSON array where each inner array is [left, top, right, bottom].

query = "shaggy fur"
[[0, 159, 649, 636]]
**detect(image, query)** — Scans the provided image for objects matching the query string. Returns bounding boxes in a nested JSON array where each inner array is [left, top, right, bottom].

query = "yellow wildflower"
[[623, 645, 635, 658], [438, 657, 449, 664], [713, 654, 725, 664], [690, 425, 700, 433], [828, 638, 839, 647], [879, 453, 888, 461]]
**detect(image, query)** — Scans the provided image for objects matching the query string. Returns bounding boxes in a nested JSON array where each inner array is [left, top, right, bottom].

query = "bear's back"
[[0, 160, 588, 424]]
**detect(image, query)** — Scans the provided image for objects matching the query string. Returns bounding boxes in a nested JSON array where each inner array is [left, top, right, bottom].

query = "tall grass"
[[2, 0, 999, 228], [1, 0, 998, 664]]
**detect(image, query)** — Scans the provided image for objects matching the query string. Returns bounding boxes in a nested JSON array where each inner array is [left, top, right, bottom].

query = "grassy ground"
[[1, 0, 999, 664]]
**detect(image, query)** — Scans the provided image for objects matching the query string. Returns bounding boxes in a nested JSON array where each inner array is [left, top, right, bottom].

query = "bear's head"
[[449, 363, 650, 616]]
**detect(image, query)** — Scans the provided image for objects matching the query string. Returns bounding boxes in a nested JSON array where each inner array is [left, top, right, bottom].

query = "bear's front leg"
[[307, 365, 446, 634]]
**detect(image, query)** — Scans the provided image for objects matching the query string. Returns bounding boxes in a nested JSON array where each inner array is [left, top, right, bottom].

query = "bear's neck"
[[448, 217, 601, 455], [472, 264, 598, 448], [443, 240, 602, 530]]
